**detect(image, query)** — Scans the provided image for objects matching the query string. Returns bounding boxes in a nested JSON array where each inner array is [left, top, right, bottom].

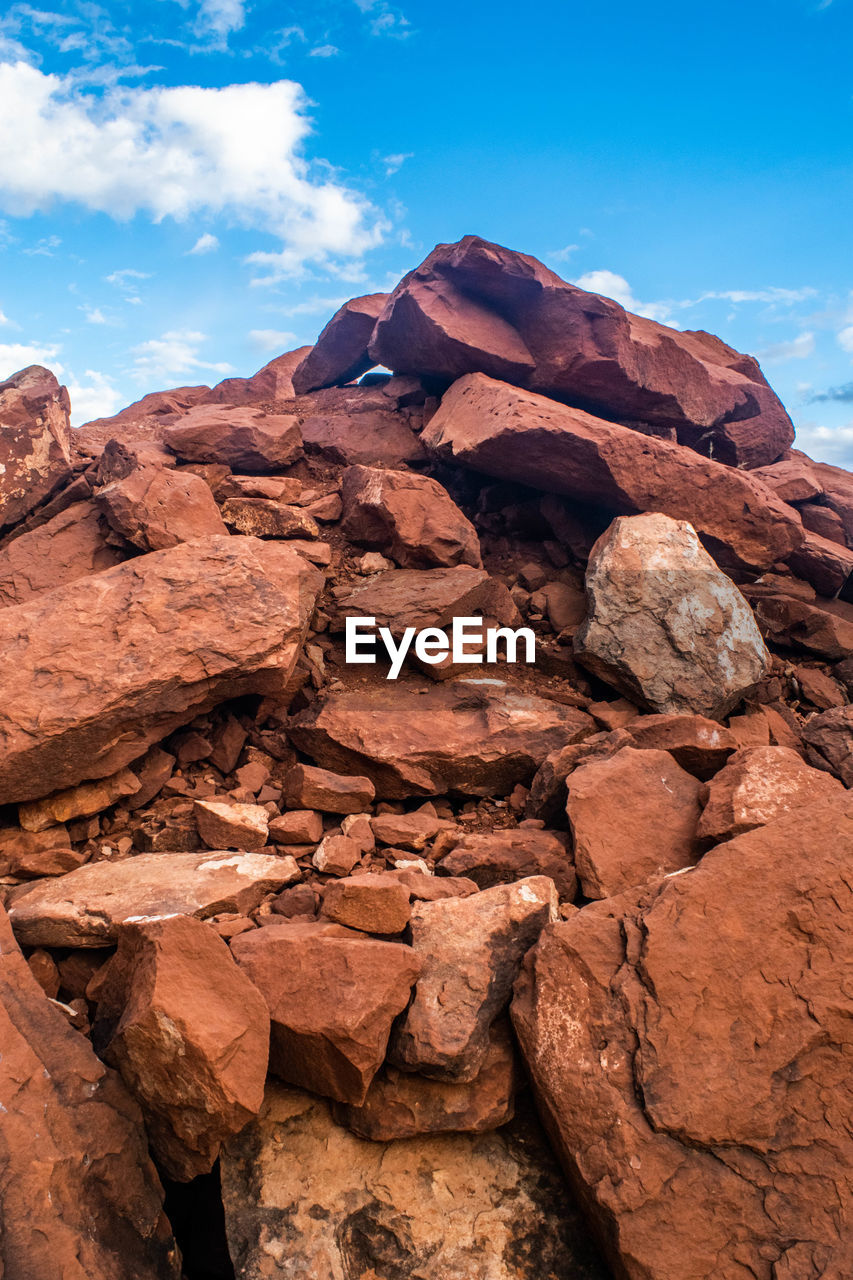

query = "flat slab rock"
[[0, 535, 322, 804], [0, 499, 125, 608], [221, 1083, 611, 1280], [288, 677, 596, 798], [512, 791, 853, 1280], [7, 850, 301, 947], [0, 365, 74, 531]]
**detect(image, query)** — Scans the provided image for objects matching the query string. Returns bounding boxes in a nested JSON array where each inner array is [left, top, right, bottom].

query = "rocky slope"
[[1, 235, 852, 1280]]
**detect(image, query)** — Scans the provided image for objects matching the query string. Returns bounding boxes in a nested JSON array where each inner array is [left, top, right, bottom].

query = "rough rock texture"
[[231, 923, 421, 1104], [194, 799, 270, 850], [624, 712, 738, 776], [565, 747, 702, 899], [0, 500, 126, 607], [574, 513, 769, 717], [341, 463, 483, 568], [0, 536, 321, 803], [282, 762, 375, 812], [292, 293, 390, 392], [95, 460, 227, 550], [423, 374, 802, 572], [93, 914, 269, 1181], [0, 905, 180, 1280], [297, 382, 427, 466], [696, 745, 845, 844], [371, 236, 795, 468], [330, 563, 517, 633], [288, 678, 595, 798], [0, 365, 73, 530], [222, 1083, 610, 1280], [219, 496, 319, 540], [163, 406, 302, 472], [512, 793, 853, 1280], [801, 706, 853, 785], [321, 872, 412, 933], [8, 850, 300, 947], [200, 347, 311, 406], [19, 766, 142, 831], [439, 827, 576, 901], [389, 876, 557, 1081]]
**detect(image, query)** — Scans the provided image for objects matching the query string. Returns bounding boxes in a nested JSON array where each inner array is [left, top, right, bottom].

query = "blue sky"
[[1, 0, 852, 465]]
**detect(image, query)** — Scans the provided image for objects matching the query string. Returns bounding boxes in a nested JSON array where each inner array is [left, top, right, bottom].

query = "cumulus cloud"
[[0, 62, 385, 280], [187, 232, 219, 255], [132, 329, 234, 383], [66, 369, 124, 425], [0, 340, 62, 376], [248, 328, 297, 351], [572, 269, 672, 323], [793, 419, 853, 467], [81, 305, 108, 324], [757, 331, 816, 363]]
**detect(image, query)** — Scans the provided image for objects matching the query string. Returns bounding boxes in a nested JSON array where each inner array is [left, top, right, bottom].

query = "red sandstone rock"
[[95, 460, 227, 550], [331, 564, 517, 634], [753, 456, 823, 504], [439, 827, 576, 901], [0, 500, 125, 606], [283, 763, 375, 813], [748, 589, 853, 659], [297, 382, 427, 467], [94, 914, 269, 1181], [231, 922, 421, 1104], [801, 707, 853, 785], [0, 536, 321, 804], [341, 464, 482, 569], [312, 833, 362, 876], [423, 374, 802, 572], [73, 385, 210, 457], [787, 528, 853, 597], [697, 745, 844, 844], [201, 347, 311, 406], [292, 294, 390, 392], [799, 502, 847, 545], [624, 712, 738, 776], [220, 496, 320, 539], [19, 766, 142, 831], [0, 824, 82, 878], [512, 793, 853, 1280], [566, 747, 701, 898], [370, 809, 454, 850], [194, 799, 270, 850], [0, 365, 73, 531], [268, 809, 323, 844], [163, 405, 302, 472], [321, 872, 412, 933]]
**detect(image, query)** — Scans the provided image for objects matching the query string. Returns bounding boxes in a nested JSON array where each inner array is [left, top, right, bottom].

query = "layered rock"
[[0, 500, 125, 607], [163, 406, 302, 472]]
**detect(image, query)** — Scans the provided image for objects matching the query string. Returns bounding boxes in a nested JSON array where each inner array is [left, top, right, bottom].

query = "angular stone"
[[8, 849, 301, 947], [201, 347, 311, 406], [194, 799, 270, 851], [73, 385, 210, 457], [389, 876, 557, 1081], [289, 678, 595, 799], [752, 457, 822, 504], [282, 763, 375, 813], [163, 406, 302, 472], [512, 793, 853, 1280], [218, 474, 302, 503], [93, 914, 269, 1181], [801, 707, 853, 785], [799, 502, 847, 544], [0, 365, 73, 531], [423, 374, 802, 572], [268, 809, 323, 844], [312, 833, 362, 877], [794, 664, 846, 710], [19, 766, 142, 832], [333, 1020, 516, 1141], [297, 383, 426, 467], [0, 904, 180, 1279], [321, 872, 412, 934], [0, 500, 125, 607], [697, 745, 844, 844], [330, 564, 517, 636], [566, 747, 701, 899], [127, 746, 176, 811], [230, 923, 420, 1104], [373, 236, 794, 467], [625, 712, 738, 776], [341, 464, 482, 569], [292, 293, 390, 392], [439, 827, 576, 901], [95, 461, 227, 551], [0, 536, 321, 804], [574, 513, 769, 717], [391, 867, 480, 901], [220, 496, 319, 540], [370, 809, 454, 850], [787, 529, 853, 597], [0, 824, 82, 878]]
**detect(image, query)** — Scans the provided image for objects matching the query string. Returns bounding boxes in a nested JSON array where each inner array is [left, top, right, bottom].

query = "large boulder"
[[422, 374, 802, 572], [0, 365, 73, 531], [341, 464, 483, 569], [371, 236, 794, 468], [574, 513, 769, 717], [95, 460, 227, 551], [287, 677, 595, 798], [200, 346, 312, 406], [296, 382, 427, 466], [696, 745, 845, 844], [330, 564, 517, 634], [512, 793, 853, 1280], [0, 535, 322, 804], [292, 294, 390, 392], [0, 904, 180, 1279], [0, 500, 126, 606], [72, 385, 211, 458], [163, 405, 302, 472]]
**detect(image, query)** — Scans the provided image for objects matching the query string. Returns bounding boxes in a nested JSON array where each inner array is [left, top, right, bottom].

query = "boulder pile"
[[0, 236, 851, 1280]]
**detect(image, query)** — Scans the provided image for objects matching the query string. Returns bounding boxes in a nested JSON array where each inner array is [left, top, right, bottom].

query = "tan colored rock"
[[566, 747, 701, 899], [312, 833, 362, 876], [93, 914, 269, 1181], [0, 536, 321, 804], [0, 904, 180, 1279], [231, 923, 420, 1104], [389, 876, 557, 1081], [575, 513, 769, 717], [163, 405, 302, 472], [288, 677, 595, 799], [370, 809, 454, 850], [8, 849, 300, 947], [439, 827, 576, 901], [194, 799, 270, 850], [423, 374, 802, 572], [95, 460, 227, 550], [292, 293, 390, 392], [19, 766, 142, 832], [282, 762, 375, 813], [321, 873, 412, 933], [220, 496, 319, 539], [0, 500, 125, 607], [625, 712, 738, 776], [0, 365, 73, 531], [341, 464, 482, 569], [697, 745, 845, 845]]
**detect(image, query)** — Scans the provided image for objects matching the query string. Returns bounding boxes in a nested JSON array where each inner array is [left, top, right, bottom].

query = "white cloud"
[[106, 268, 151, 287], [548, 244, 580, 263], [66, 369, 123, 425], [758, 331, 816, 363], [683, 286, 817, 307], [793, 419, 853, 466], [572, 269, 672, 323], [248, 328, 297, 352], [838, 324, 853, 353], [0, 308, 9, 326], [81, 305, 108, 324], [132, 329, 235, 384], [352, 0, 412, 37], [310, 44, 340, 57], [187, 232, 219, 255], [195, 0, 246, 41], [382, 151, 413, 176], [0, 341, 62, 377], [0, 62, 385, 280]]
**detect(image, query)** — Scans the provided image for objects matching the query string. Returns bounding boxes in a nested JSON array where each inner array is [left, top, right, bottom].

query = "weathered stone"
[[752, 457, 822, 505], [0, 500, 125, 607], [801, 706, 853, 785], [330, 564, 517, 635], [220, 496, 319, 539], [391, 867, 480, 901], [73, 385, 210, 457], [794, 664, 846, 709], [230, 923, 420, 1104], [0, 823, 74, 874], [218, 474, 302, 503], [389, 876, 557, 1081], [292, 294, 390, 392], [697, 745, 843, 844], [282, 763, 375, 813], [19, 767, 142, 832], [321, 872, 412, 933], [0, 904, 180, 1279], [333, 1020, 516, 1141], [288, 678, 595, 799], [423, 374, 802, 572], [126, 746, 176, 810], [512, 793, 853, 1280], [787, 528, 853, 597], [297, 383, 426, 467], [93, 914, 269, 1181], [268, 809, 323, 844], [201, 347, 311, 406], [624, 712, 738, 776], [749, 588, 853, 659], [312, 833, 362, 877], [163, 406, 302, 472], [566, 747, 701, 899], [0, 536, 321, 804], [370, 809, 454, 850], [439, 827, 576, 901], [341, 464, 482, 569], [194, 799, 270, 850], [799, 502, 847, 544], [574, 513, 769, 717], [0, 365, 73, 531], [8, 849, 300, 947], [95, 461, 227, 550]]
